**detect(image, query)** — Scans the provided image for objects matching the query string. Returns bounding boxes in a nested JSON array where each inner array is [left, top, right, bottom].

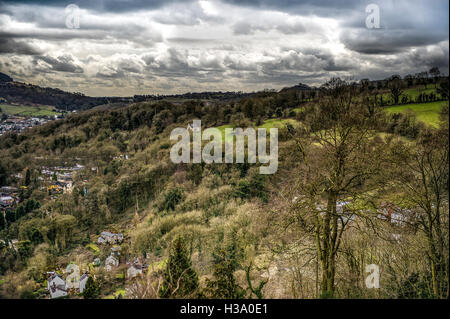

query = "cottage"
[[0, 195, 14, 207], [8, 239, 18, 251], [111, 246, 121, 255], [127, 264, 143, 279], [97, 231, 124, 245], [105, 254, 119, 271], [47, 272, 68, 299], [378, 202, 409, 226], [79, 272, 89, 293], [0, 186, 18, 194]]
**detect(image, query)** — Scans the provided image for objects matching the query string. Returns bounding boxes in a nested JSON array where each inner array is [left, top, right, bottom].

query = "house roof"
[[80, 272, 89, 281]]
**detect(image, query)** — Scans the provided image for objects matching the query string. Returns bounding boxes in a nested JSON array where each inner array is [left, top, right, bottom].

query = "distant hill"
[[0, 72, 13, 83], [0, 74, 110, 111], [0, 72, 253, 111], [133, 91, 254, 102], [279, 83, 315, 93]]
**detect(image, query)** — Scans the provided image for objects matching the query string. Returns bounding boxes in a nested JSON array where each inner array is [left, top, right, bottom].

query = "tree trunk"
[[318, 191, 338, 298]]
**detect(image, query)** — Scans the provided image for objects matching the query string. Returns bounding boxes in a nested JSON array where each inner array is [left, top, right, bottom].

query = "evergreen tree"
[[205, 241, 245, 299], [25, 168, 31, 186], [159, 236, 199, 298], [83, 276, 100, 299], [0, 161, 6, 186]]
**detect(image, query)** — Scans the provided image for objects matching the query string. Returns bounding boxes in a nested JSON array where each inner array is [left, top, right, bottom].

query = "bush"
[[160, 187, 183, 212], [83, 276, 100, 299], [234, 179, 250, 199]]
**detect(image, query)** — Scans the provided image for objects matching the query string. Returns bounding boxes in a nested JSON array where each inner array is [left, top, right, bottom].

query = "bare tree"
[[388, 76, 404, 105], [390, 125, 449, 298], [429, 67, 441, 88], [291, 78, 388, 297]]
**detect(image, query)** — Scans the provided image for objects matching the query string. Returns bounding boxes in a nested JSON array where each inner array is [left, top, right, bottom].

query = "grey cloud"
[[261, 51, 327, 73], [223, 0, 365, 17], [96, 67, 125, 79], [0, 0, 195, 13], [340, 29, 448, 55], [34, 55, 84, 73], [232, 20, 307, 35], [405, 43, 449, 71], [339, 1, 448, 55], [153, 2, 225, 26], [0, 0, 448, 95], [275, 21, 306, 34], [143, 48, 225, 78], [0, 38, 41, 55]]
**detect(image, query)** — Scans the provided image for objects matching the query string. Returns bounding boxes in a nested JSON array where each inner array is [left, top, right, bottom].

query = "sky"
[[0, 0, 448, 96]]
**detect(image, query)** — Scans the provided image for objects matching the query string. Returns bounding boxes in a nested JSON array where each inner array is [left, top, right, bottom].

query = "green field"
[[376, 86, 440, 105], [216, 119, 300, 141], [258, 118, 299, 130], [0, 104, 60, 117], [385, 101, 447, 128], [402, 87, 437, 100]]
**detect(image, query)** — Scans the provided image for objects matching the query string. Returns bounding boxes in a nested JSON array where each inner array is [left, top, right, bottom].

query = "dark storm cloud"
[[143, 48, 225, 78], [0, 0, 194, 13], [34, 55, 84, 73], [340, 30, 448, 55], [0, 38, 41, 54], [222, 0, 364, 15], [241, 69, 328, 86], [339, 0, 449, 55], [406, 44, 449, 71], [0, 0, 448, 95]]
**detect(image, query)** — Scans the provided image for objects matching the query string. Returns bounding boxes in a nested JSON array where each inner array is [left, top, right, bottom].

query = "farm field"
[[380, 86, 437, 100], [0, 103, 61, 117], [384, 101, 447, 128], [216, 118, 300, 141]]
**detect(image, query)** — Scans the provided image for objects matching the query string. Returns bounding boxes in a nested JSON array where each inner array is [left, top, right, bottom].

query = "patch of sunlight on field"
[[385, 101, 447, 128], [216, 119, 300, 141], [0, 104, 60, 117], [85, 243, 100, 254], [380, 87, 438, 102], [259, 118, 299, 130]]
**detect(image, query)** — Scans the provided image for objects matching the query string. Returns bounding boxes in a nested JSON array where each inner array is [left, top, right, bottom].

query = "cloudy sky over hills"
[[0, 0, 448, 96]]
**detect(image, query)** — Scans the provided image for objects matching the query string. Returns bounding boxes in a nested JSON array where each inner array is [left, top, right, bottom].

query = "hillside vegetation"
[[0, 74, 448, 299]]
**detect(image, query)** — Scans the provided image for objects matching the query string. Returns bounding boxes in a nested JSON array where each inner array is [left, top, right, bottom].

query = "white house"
[[0, 195, 14, 207], [392, 233, 402, 242], [127, 264, 143, 279], [79, 272, 89, 293], [47, 272, 68, 299], [97, 231, 124, 245], [93, 257, 101, 266], [111, 246, 121, 255], [105, 254, 119, 271], [8, 239, 18, 251]]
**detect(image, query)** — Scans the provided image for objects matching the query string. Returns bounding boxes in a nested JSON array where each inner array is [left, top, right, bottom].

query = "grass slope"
[[385, 101, 447, 128], [216, 119, 299, 141], [0, 103, 60, 117]]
